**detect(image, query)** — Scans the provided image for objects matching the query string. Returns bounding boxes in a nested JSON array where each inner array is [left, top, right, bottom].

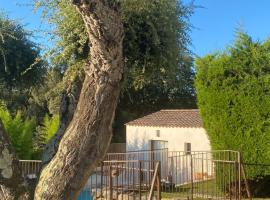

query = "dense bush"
[[195, 32, 270, 179]]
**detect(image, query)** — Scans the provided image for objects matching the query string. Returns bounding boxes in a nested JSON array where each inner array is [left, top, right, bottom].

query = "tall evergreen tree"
[[195, 32, 270, 178]]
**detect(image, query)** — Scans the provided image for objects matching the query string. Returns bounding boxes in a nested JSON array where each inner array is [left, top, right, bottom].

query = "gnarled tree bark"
[[34, 0, 124, 199], [0, 0, 123, 199], [0, 120, 29, 200], [42, 76, 83, 167]]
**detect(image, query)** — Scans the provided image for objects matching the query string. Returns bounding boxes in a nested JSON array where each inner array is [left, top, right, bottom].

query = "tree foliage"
[[122, 0, 193, 91], [195, 32, 270, 178], [28, 67, 63, 118], [33, 114, 59, 159], [36, 0, 194, 101], [0, 13, 48, 119], [35, 0, 88, 70], [35, 0, 196, 142], [0, 13, 46, 89]]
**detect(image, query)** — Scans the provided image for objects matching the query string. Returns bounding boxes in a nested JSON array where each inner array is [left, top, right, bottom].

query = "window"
[[156, 130, 160, 137], [184, 142, 191, 154]]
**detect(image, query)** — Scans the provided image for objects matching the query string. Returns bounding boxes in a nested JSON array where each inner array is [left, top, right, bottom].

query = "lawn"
[[161, 179, 226, 199]]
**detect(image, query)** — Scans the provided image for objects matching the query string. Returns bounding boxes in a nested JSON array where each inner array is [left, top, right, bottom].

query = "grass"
[[161, 179, 225, 199], [133, 179, 270, 199]]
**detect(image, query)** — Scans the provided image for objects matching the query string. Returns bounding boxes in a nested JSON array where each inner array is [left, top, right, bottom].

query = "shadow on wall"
[[127, 129, 149, 152]]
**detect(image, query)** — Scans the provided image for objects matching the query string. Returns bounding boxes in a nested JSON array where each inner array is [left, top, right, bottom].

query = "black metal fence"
[[19, 150, 247, 200], [84, 160, 161, 200], [106, 150, 243, 200]]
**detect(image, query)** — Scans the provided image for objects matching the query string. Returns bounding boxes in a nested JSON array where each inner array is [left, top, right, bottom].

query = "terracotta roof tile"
[[126, 109, 203, 128]]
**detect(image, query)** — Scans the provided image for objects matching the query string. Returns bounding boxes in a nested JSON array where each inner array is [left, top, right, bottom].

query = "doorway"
[[149, 140, 168, 178]]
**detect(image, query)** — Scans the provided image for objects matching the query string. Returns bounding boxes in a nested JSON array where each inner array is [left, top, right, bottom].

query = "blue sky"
[[186, 0, 270, 56], [0, 0, 50, 51], [187, 0, 270, 56], [1, 0, 270, 57]]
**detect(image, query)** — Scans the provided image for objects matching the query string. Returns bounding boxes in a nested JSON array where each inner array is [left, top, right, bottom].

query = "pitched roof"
[[126, 109, 203, 128]]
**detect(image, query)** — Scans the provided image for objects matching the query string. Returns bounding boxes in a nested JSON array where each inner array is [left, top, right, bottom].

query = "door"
[[151, 140, 168, 150], [149, 140, 168, 178]]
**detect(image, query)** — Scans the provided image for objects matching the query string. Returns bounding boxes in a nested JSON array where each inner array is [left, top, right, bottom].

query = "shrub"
[[0, 102, 36, 159], [33, 114, 59, 159], [195, 32, 270, 179]]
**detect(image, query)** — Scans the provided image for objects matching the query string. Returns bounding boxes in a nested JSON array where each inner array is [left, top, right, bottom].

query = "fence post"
[[156, 162, 161, 200], [238, 152, 242, 200], [139, 161, 142, 200], [166, 148, 169, 177], [109, 165, 113, 200], [241, 164, 252, 200], [190, 154, 194, 200], [101, 162, 103, 199]]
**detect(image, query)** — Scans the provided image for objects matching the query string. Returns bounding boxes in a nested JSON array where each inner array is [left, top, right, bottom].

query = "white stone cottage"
[[126, 109, 211, 153], [125, 109, 212, 184]]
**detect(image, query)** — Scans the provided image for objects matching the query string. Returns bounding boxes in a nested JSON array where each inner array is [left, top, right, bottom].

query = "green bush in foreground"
[[0, 102, 36, 159], [0, 102, 59, 160], [195, 32, 270, 179]]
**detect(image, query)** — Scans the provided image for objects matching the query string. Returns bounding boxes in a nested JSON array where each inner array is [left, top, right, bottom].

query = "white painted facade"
[[126, 125, 211, 152], [126, 125, 212, 185]]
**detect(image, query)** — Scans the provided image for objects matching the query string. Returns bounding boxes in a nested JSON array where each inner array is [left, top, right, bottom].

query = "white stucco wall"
[[126, 125, 211, 152], [126, 126, 212, 185]]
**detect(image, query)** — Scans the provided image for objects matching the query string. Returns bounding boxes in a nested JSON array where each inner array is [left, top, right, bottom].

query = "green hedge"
[[195, 32, 270, 179]]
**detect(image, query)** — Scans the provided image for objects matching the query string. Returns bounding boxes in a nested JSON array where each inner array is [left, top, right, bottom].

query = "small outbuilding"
[[126, 109, 211, 152]]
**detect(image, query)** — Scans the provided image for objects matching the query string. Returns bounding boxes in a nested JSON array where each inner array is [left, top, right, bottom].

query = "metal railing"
[[19, 150, 247, 200], [19, 159, 161, 200], [148, 162, 161, 200], [107, 150, 243, 200], [85, 160, 161, 200], [106, 149, 169, 179], [18, 160, 41, 178], [163, 150, 242, 200]]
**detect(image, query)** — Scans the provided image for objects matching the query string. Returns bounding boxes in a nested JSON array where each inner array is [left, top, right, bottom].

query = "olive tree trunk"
[[42, 77, 83, 167], [34, 0, 124, 199], [0, 0, 123, 199]]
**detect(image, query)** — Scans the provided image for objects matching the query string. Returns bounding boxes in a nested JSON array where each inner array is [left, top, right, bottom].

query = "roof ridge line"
[[125, 109, 203, 128]]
